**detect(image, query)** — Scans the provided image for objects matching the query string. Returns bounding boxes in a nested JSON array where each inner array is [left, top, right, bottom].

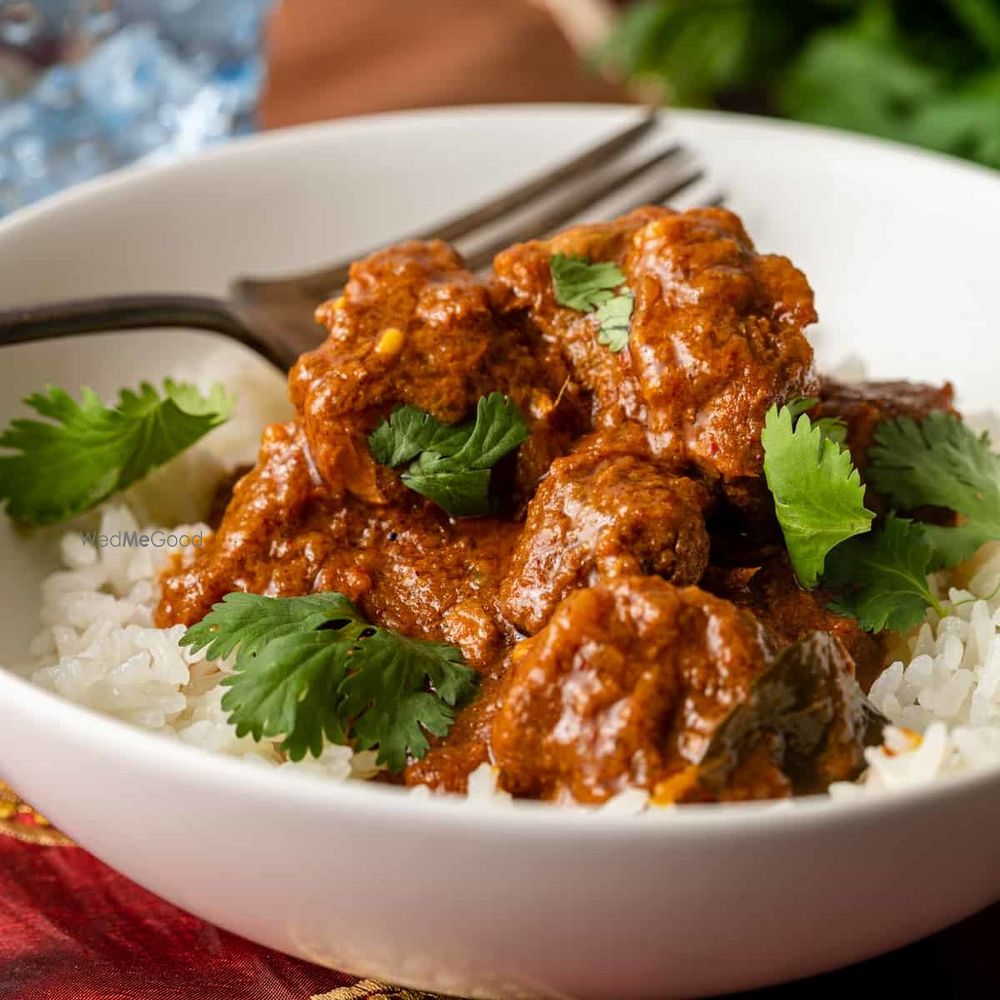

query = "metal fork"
[[0, 110, 715, 371]]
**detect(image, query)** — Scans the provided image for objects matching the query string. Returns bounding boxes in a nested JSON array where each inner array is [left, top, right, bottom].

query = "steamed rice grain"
[[829, 556, 1000, 798], [28, 504, 312, 766]]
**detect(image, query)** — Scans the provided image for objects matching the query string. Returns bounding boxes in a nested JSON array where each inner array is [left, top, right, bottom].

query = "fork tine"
[[619, 168, 707, 213], [462, 144, 692, 272], [239, 110, 659, 300], [412, 109, 660, 244]]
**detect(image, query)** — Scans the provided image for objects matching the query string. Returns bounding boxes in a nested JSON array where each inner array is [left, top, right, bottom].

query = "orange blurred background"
[[260, 0, 628, 127]]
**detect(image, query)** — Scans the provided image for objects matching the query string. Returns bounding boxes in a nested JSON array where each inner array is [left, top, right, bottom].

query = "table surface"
[[4, 1, 998, 996]]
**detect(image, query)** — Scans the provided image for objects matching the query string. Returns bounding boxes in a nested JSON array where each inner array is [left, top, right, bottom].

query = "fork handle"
[[0, 294, 290, 369]]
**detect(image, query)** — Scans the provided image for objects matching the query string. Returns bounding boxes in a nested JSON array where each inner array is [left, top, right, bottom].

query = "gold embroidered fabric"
[[311, 980, 439, 999], [0, 780, 72, 847]]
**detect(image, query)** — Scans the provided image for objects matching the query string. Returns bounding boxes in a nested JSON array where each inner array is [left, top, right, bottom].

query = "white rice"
[[25, 502, 381, 782], [829, 544, 1000, 800], [10, 353, 1000, 805]]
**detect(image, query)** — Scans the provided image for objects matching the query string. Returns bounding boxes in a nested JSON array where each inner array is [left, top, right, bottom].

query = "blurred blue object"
[[0, 0, 272, 216]]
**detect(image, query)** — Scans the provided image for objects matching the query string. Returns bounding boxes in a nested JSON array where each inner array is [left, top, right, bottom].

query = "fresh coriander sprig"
[[764, 400, 1000, 634], [180, 591, 477, 772], [868, 411, 1000, 568], [824, 515, 946, 632], [549, 253, 634, 352], [0, 379, 233, 527], [785, 396, 848, 446], [762, 399, 874, 588], [369, 392, 529, 517]]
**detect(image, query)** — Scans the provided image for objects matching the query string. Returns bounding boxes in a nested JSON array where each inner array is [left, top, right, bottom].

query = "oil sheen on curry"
[[156, 206, 955, 805]]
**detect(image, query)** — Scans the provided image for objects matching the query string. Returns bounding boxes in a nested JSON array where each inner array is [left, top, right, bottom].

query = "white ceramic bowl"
[[1, 107, 998, 1000]]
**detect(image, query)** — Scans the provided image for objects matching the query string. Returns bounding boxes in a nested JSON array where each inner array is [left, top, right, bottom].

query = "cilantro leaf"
[[181, 591, 359, 662], [824, 516, 944, 633], [402, 457, 492, 518], [550, 253, 634, 353], [339, 631, 472, 769], [0, 379, 232, 526], [595, 292, 634, 352], [370, 393, 529, 517], [368, 405, 470, 467], [786, 396, 848, 446], [762, 402, 875, 588], [222, 630, 351, 760], [550, 253, 627, 310], [868, 412, 998, 510], [920, 522, 997, 573], [785, 396, 818, 420], [814, 415, 849, 447], [868, 411, 1000, 567], [445, 393, 531, 469], [183, 590, 477, 771]]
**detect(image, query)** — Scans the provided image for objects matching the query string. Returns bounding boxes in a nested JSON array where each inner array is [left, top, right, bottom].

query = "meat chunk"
[[492, 576, 883, 804], [627, 208, 818, 479], [702, 555, 886, 692], [492, 208, 660, 430], [157, 420, 522, 638], [499, 441, 710, 634], [491, 577, 771, 803], [812, 377, 955, 480], [293, 240, 583, 502], [292, 241, 494, 501], [492, 206, 818, 490]]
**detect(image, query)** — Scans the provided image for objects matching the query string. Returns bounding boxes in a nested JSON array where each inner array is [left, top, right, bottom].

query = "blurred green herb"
[[596, 0, 1000, 170]]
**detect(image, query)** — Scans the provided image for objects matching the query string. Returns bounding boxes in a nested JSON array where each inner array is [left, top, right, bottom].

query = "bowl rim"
[[3, 102, 1000, 244], [2, 103, 999, 837]]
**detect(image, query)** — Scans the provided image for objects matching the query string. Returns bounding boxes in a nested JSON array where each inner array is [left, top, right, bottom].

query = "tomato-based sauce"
[[156, 207, 955, 803]]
